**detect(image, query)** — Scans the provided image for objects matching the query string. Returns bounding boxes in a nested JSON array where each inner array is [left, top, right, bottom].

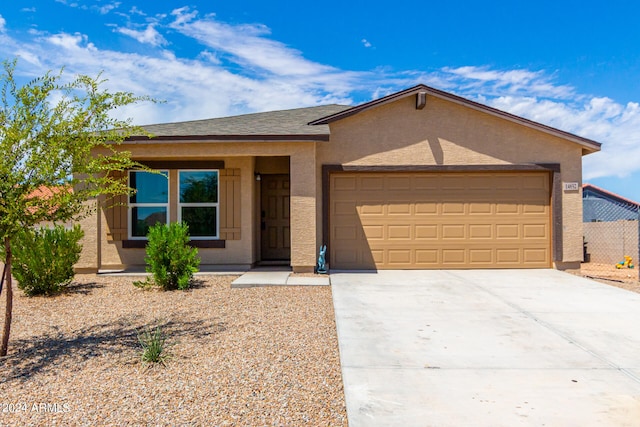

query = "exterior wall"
[[316, 95, 586, 265], [92, 142, 317, 272], [76, 200, 99, 273]]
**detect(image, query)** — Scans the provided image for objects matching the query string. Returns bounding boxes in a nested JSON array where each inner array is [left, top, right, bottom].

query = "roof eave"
[[124, 134, 330, 143], [309, 84, 602, 154], [583, 183, 640, 207]]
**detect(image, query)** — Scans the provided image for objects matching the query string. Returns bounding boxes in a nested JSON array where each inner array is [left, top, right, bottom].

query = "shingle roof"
[[133, 104, 351, 141]]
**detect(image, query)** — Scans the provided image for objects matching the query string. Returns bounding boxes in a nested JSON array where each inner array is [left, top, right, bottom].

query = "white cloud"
[[96, 2, 121, 15], [21, 7, 37, 13], [46, 33, 97, 52], [168, 7, 340, 78], [0, 6, 639, 181], [362, 39, 372, 48], [55, 0, 84, 9], [129, 6, 146, 16], [116, 24, 167, 47], [443, 66, 575, 99]]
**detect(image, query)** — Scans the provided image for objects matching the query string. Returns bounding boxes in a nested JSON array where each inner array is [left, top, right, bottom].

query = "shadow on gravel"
[[64, 281, 106, 295], [1, 318, 226, 383], [188, 278, 208, 290]]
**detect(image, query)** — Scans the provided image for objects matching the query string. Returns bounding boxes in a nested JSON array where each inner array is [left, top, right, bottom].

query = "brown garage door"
[[330, 171, 551, 269]]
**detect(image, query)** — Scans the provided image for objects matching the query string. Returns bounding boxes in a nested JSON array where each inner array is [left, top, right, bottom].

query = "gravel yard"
[[576, 262, 640, 293], [0, 274, 347, 426]]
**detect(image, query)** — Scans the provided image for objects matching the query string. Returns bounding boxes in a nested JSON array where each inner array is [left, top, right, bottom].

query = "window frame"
[[128, 170, 170, 240], [177, 169, 220, 240]]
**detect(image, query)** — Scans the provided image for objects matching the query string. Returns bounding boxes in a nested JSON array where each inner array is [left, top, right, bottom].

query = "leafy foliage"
[[144, 222, 199, 290], [9, 225, 84, 296], [138, 325, 171, 366], [0, 59, 151, 238], [0, 58, 153, 356]]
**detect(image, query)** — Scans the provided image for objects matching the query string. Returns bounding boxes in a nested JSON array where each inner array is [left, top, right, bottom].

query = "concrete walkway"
[[231, 269, 330, 288], [331, 270, 640, 427]]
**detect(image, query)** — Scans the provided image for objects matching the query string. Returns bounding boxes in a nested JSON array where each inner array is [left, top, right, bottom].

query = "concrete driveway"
[[331, 270, 640, 426]]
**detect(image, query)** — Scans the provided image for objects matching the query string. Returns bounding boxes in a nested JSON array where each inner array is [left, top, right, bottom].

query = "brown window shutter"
[[105, 171, 128, 242], [219, 169, 241, 240]]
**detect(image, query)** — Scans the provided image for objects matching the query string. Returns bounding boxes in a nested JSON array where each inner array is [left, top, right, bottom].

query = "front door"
[[261, 174, 291, 261]]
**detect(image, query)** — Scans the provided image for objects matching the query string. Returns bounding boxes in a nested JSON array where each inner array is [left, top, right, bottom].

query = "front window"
[[178, 170, 219, 238], [129, 171, 169, 238]]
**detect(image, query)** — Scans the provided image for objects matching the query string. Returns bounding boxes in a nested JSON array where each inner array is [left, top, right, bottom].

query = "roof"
[[26, 185, 73, 215], [583, 183, 640, 208], [130, 104, 351, 142], [127, 84, 602, 154], [309, 84, 602, 154]]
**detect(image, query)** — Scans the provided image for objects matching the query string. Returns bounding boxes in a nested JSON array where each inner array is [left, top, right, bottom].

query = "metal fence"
[[582, 197, 639, 283]]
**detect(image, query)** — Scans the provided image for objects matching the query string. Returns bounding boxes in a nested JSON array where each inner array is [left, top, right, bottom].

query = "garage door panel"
[[416, 249, 438, 264], [469, 202, 493, 214], [442, 249, 465, 264], [387, 176, 412, 190], [333, 176, 357, 190], [523, 224, 548, 239], [330, 172, 551, 269], [334, 201, 356, 215], [388, 203, 411, 215], [495, 203, 519, 214], [361, 177, 384, 190], [442, 224, 466, 239], [360, 203, 384, 215], [523, 174, 549, 189], [362, 225, 384, 239], [442, 202, 465, 214], [496, 224, 519, 239], [496, 249, 521, 263], [371, 250, 384, 264], [415, 203, 438, 214], [522, 204, 548, 214], [524, 249, 549, 263], [413, 176, 439, 190], [333, 225, 358, 240], [388, 225, 411, 239], [388, 250, 412, 264], [469, 224, 493, 239], [441, 175, 468, 190], [469, 249, 493, 264], [416, 225, 438, 239]]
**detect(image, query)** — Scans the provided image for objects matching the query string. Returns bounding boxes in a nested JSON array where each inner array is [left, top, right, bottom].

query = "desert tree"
[[0, 59, 151, 356]]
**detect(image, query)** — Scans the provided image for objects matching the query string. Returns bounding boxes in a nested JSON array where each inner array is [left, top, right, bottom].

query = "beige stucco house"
[[76, 85, 601, 273]]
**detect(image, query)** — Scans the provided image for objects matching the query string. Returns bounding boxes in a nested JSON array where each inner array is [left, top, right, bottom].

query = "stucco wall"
[[316, 95, 587, 264], [93, 143, 318, 271], [76, 200, 99, 272]]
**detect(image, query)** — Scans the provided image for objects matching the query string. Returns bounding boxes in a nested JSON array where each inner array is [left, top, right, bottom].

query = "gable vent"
[[416, 91, 427, 110]]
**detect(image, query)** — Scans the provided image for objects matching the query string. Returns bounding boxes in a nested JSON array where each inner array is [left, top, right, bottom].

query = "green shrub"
[[138, 325, 170, 365], [145, 222, 199, 290], [11, 225, 84, 296]]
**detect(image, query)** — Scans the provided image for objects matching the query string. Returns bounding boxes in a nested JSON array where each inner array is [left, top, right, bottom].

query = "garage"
[[329, 171, 551, 270]]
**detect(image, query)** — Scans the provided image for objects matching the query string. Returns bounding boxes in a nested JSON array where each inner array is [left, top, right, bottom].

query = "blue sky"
[[1, 0, 640, 202]]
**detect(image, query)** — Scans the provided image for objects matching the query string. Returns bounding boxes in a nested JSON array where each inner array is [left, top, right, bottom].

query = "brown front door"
[[261, 174, 291, 261]]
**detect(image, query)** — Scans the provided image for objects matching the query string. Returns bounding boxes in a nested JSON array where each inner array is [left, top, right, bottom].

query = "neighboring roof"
[[309, 84, 602, 154], [583, 183, 640, 208], [27, 185, 73, 200], [26, 185, 73, 215], [129, 104, 351, 142]]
